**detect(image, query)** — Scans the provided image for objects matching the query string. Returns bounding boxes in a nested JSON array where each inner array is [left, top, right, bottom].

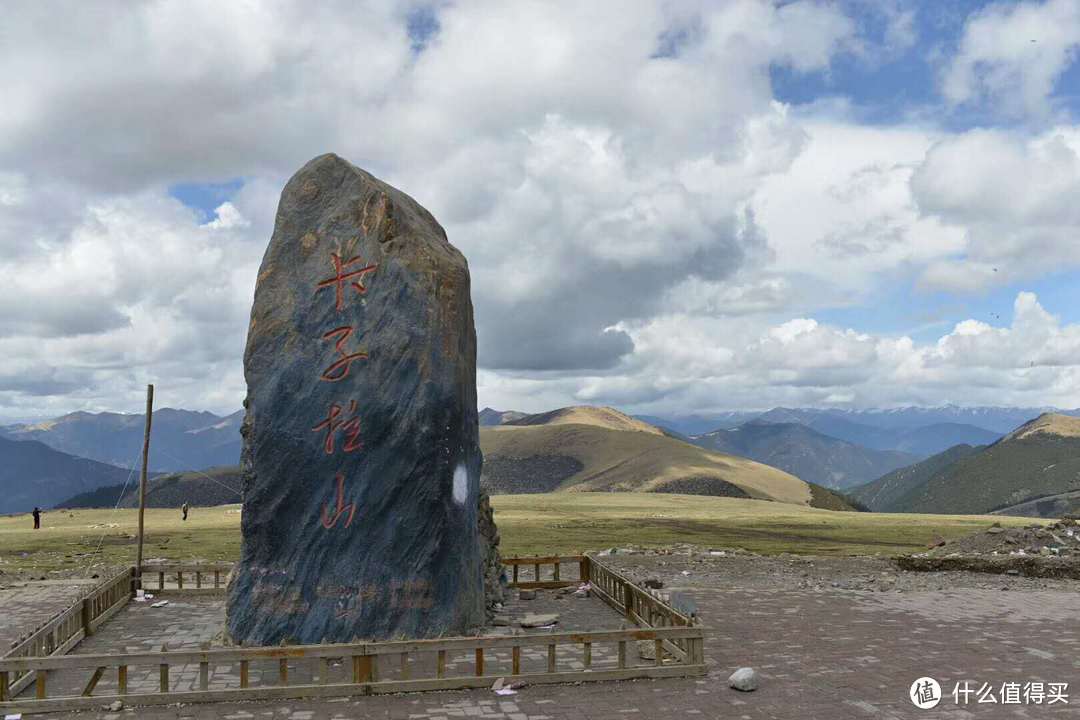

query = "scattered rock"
[[987, 526, 1005, 535], [108, 700, 124, 711], [519, 613, 559, 628], [729, 667, 759, 692]]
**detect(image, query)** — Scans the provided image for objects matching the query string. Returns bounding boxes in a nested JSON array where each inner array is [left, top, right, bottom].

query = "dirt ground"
[[5, 548, 1080, 719]]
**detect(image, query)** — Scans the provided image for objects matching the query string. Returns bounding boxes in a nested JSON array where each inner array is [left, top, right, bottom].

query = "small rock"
[[109, 700, 124, 711], [986, 526, 1005, 535], [729, 667, 758, 692], [519, 613, 559, 628], [1006, 569, 1020, 576], [491, 677, 505, 691], [518, 589, 536, 601], [637, 640, 659, 661]]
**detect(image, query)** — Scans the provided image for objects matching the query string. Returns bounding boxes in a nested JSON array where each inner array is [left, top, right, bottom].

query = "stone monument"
[[226, 153, 491, 645]]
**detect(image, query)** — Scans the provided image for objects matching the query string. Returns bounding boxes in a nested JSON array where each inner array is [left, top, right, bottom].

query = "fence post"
[[81, 598, 94, 637]]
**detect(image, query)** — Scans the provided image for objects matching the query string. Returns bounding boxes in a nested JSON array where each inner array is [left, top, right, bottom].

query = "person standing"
[[32, 507, 41, 529], [181, 502, 189, 521]]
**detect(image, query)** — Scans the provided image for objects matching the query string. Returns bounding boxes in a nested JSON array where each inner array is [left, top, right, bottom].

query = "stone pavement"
[[0, 576, 104, 652], [13, 557, 1080, 719]]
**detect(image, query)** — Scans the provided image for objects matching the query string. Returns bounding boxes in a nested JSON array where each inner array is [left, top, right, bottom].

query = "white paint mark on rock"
[[452, 463, 469, 505]]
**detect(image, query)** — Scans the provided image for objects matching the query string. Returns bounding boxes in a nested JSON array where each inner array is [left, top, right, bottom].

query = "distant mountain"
[[478, 407, 527, 426], [480, 406, 855, 510], [889, 423, 1001, 456], [56, 466, 242, 509], [2, 408, 242, 472], [849, 413, 1080, 516], [634, 412, 759, 436], [0, 435, 137, 514], [849, 444, 984, 512], [778, 405, 1080, 434], [690, 421, 919, 490]]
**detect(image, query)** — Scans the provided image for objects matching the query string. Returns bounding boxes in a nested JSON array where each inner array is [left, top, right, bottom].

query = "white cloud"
[[1, 1, 1079, 422], [912, 127, 1080, 291], [941, 0, 1080, 119]]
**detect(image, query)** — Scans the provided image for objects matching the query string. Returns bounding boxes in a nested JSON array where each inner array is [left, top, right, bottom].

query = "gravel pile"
[[926, 518, 1080, 558]]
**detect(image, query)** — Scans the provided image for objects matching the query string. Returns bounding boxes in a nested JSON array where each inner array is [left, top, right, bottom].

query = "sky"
[[2, 0, 1080, 421]]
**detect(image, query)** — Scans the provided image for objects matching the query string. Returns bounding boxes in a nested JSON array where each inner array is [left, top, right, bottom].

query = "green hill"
[[850, 414, 1080, 515]]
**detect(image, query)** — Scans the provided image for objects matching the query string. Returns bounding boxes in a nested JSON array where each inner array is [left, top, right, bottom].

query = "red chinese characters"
[[321, 473, 357, 530], [312, 400, 362, 455], [314, 252, 378, 312], [311, 248, 378, 531]]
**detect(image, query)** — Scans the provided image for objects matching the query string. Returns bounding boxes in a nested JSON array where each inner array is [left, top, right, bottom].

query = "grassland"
[[0, 493, 1044, 574]]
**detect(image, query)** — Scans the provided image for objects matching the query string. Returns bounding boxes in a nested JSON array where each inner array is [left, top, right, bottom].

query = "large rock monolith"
[[226, 153, 487, 645]]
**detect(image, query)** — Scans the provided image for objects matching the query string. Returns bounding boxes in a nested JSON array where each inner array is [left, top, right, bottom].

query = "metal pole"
[[135, 384, 154, 589]]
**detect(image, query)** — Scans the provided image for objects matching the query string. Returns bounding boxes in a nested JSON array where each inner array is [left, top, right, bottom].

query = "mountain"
[[480, 406, 855, 510], [0, 435, 137, 514], [690, 421, 919, 490], [849, 413, 1080, 516], [505, 406, 665, 435], [56, 466, 242, 509], [634, 412, 760, 436], [478, 408, 527, 426], [849, 444, 984, 512], [889, 423, 1001, 456], [2, 408, 242, 472]]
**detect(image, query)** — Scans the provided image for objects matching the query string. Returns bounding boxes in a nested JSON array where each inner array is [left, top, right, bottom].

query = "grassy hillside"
[[691, 421, 918, 490], [56, 466, 242, 509], [0, 493, 1043, 572], [505, 405, 665, 435], [850, 444, 984, 512], [481, 422, 815, 505], [858, 414, 1080, 515]]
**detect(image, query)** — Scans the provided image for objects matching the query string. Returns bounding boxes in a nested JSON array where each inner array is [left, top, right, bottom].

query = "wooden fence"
[[0, 626, 704, 713], [1, 568, 133, 698], [0, 555, 706, 713], [142, 562, 233, 594]]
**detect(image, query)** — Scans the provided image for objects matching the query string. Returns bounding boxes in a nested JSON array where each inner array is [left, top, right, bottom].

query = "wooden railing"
[[585, 555, 696, 663], [501, 555, 586, 589], [140, 563, 233, 594], [0, 626, 704, 713], [2, 568, 133, 698]]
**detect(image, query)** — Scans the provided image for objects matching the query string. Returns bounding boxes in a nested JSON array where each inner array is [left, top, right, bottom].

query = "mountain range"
[[689, 420, 919, 490], [2, 408, 242, 472], [0, 434, 140, 514], [850, 414, 1080, 516]]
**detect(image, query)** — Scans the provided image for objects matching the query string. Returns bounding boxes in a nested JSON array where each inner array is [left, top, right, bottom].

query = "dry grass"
[[0, 493, 1044, 573], [481, 424, 810, 504]]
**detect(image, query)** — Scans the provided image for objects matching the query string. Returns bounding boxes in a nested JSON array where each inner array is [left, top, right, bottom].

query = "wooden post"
[[0, 670, 9, 701], [399, 652, 409, 680], [547, 644, 556, 673], [583, 642, 592, 669], [512, 564, 519, 585], [35, 670, 46, 699], [617, 641, 627, 669], [81, 598, 93, 638], [474, 648, 484, 676], [278, 658, 288, 685], [135, 384, 154, 590], [654, 639, 664, 666], [200, 642, 211, 690], [511, 646, 521, 675], [436, 650, 446, 678], [118, 665, 128, 695], [579, 556, 589, 584], [239, 660, 249, 688], [319, 658, 329, 685]]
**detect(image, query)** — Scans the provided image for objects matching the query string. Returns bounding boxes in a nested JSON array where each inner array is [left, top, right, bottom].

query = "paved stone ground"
[[0, 576, 106, 652], [11, 556, 1080, 719]]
